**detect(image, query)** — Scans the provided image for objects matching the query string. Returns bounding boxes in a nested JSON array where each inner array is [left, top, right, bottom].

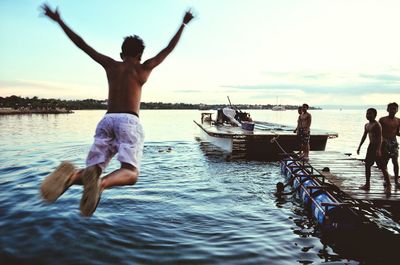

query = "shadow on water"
[[320, 210, 400, 264], [276, 185, 400, 264]]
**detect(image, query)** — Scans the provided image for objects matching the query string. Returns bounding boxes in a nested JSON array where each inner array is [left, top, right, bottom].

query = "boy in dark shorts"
[[293, 106, 303, 155], [379, 102, 400, 188], [357, 108, 391, 194], [294, 104, 311, 160]]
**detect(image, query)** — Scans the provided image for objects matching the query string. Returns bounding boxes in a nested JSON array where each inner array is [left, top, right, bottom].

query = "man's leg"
[[362, 165, 371, 190], [377, 156, 391, 194], [100, 162, 139, 191], [68, 169, 84, 185], [360, 146, 376, 191], [382, 167, 391, 194], [304, 142, 310, 159], [392, 157, 399, 187]]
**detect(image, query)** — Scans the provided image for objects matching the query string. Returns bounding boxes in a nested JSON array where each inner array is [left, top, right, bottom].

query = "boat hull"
[[195, 120, 334, 160]]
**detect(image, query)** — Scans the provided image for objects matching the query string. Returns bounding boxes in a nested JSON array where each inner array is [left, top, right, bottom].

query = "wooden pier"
[[307, 151, 400, 204]]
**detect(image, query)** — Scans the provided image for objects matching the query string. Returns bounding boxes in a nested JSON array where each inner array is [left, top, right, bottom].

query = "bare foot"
[[40, 161, 76, 202], [359, 184, 370, 191], [80, 166, 102, 217]]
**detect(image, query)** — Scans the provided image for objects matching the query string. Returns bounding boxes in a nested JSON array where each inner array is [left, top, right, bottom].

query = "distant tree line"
[[0, 96, 321, 110], [0, 96, 107, 111]]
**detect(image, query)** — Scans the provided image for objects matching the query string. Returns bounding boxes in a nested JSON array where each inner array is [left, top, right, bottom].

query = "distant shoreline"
[[0, 95, 322, 112], [0, 108, 73, 115]]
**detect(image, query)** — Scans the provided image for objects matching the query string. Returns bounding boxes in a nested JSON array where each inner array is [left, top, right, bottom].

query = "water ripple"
[[1, 110, 399, 264]]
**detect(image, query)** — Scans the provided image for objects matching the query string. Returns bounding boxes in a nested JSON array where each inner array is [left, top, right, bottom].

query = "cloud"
[[0, 79, 69, 91], [173, 89, 203, 93], [0, 79, 105, 99], [358, 73, 400, 82], [221, 70, 400, 96]]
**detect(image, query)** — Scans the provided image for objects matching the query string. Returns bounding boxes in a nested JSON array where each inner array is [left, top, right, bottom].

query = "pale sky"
[[1, 0, 400, 106]]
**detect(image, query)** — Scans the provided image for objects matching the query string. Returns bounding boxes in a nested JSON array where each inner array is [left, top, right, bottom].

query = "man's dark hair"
[[387, 102, 398, 110], [302, 103, 309, 109], [121, 35, 145, 58], [367, 108, 377, 117]]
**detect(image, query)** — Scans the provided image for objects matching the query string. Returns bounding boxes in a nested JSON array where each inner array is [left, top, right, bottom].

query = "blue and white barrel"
[[310, 193, 335, 225], [299, 179, 316, 206]]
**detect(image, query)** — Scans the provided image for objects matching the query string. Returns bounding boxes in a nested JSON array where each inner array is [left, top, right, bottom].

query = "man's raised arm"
[[40, 4, 114, 68], [143, 10, 194, 70]]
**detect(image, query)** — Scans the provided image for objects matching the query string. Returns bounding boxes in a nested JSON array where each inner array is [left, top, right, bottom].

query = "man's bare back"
[[106, 60, 149, 114]]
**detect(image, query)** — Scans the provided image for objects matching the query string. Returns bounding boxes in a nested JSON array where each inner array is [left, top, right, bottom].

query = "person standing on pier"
[[296, 104, 312, 160], [379, 102, 400, 188], [293, 106, 304, 156], [357, 108, 391, 194], [39, 3, 194, 216]]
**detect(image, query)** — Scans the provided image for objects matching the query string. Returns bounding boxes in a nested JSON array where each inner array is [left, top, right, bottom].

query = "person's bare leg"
[[382, 168, 391, 194], [360, 164, 371, 190], [392, 158, 399, 187], [100, 162, 138, 191], [304, 143, 310, 159], [68, 169, 84, 186]]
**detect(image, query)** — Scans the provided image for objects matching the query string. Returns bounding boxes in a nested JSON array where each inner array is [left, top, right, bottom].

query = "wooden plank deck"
[[307, 151, 400, 202]]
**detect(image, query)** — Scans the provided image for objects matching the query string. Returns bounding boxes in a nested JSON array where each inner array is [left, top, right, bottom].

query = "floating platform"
[[194, 112, 337, 160], [307, 151, 400, 204], [280, 155, 359, 230], [279, 151, 400, 230]]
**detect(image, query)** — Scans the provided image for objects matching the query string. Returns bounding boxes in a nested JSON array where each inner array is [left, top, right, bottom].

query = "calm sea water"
[[0, 109, 399, 265]]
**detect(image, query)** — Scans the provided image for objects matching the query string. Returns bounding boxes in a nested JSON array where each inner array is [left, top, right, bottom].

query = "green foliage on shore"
[[0, 96, 321, 110], [0, 95, 107, 111]]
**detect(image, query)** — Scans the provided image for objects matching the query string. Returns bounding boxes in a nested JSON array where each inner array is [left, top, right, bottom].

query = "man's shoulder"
[[373, 120, 382, 128], [379, 116, 389, 122], [367, 121, 380, 128]]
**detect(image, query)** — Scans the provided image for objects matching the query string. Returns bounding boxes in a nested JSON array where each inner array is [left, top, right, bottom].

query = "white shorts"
[[86, 113, 144, 172]]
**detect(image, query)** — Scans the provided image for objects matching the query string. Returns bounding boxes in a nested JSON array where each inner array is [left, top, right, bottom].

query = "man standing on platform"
[[379, 102, 400, 188], [293, 106, 304, 156], [357, 108, 391, 194], [296, 103, 312, 160]]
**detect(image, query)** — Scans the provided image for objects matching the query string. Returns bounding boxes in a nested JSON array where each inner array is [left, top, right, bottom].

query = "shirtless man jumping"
[[39, 4, 194, 216], [357, 108, 391, 194], [379, 102, 400, 188]]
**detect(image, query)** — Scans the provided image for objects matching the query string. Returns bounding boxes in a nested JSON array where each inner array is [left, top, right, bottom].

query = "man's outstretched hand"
[[183, 9, 194, 25], [40, 3, 61, 22]]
